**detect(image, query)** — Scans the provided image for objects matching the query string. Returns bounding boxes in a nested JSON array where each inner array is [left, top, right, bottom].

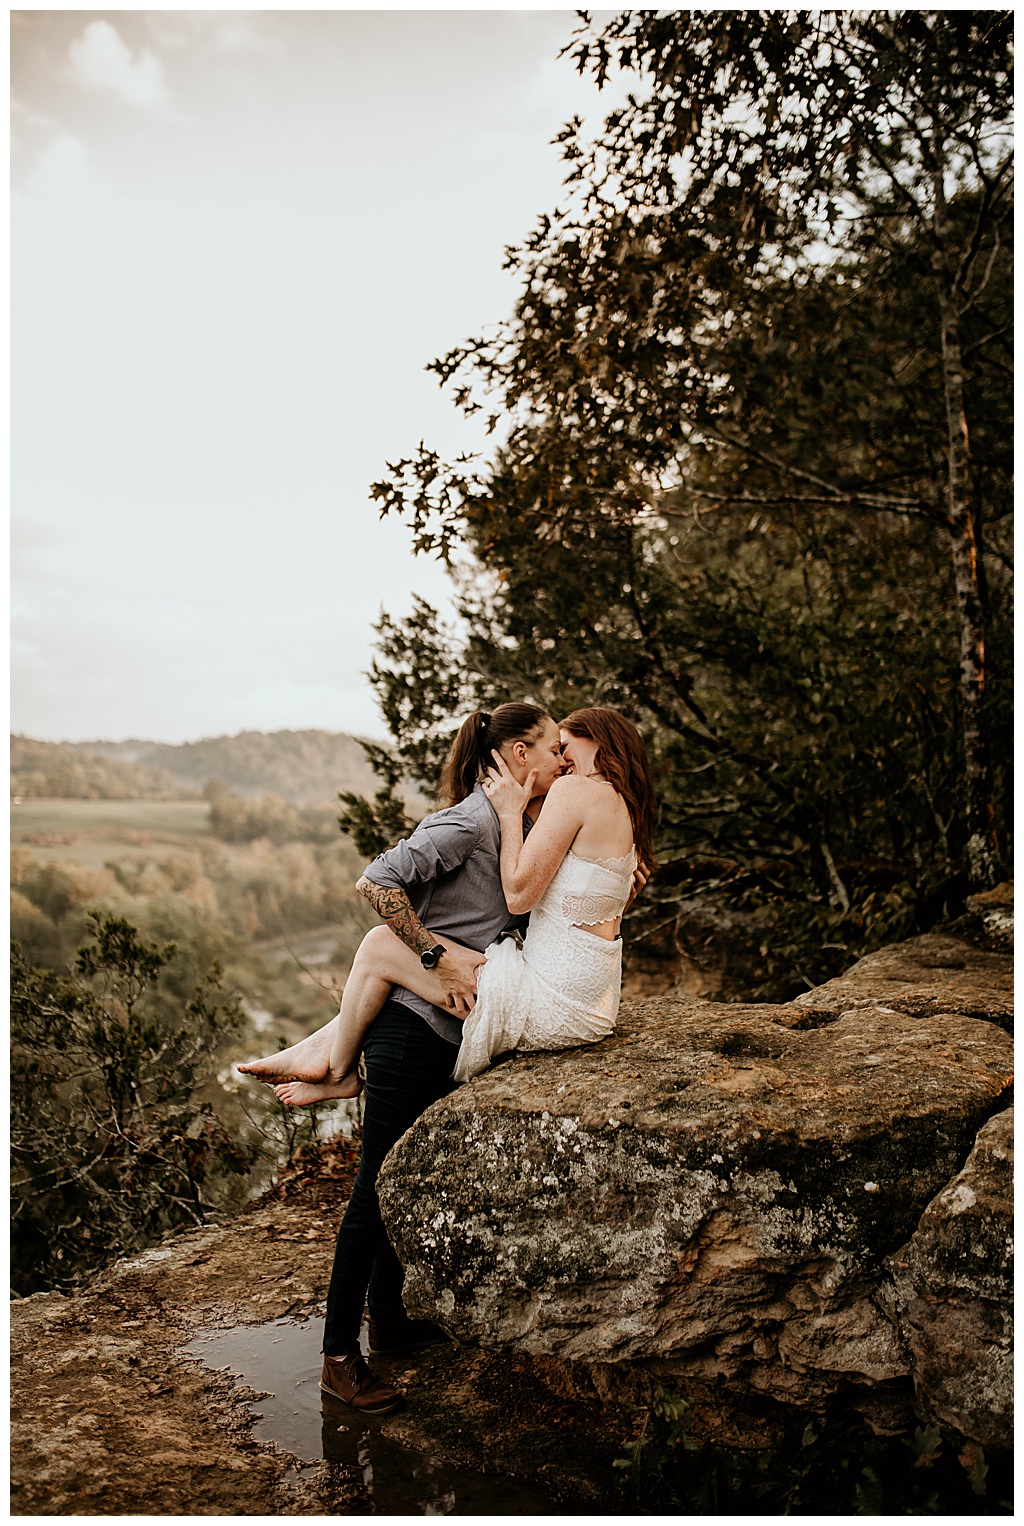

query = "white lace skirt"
[[453, 907, 622, 1082]]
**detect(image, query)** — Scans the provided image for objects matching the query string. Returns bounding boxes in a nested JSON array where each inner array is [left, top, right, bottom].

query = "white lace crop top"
[[540, 847, 637, 927]]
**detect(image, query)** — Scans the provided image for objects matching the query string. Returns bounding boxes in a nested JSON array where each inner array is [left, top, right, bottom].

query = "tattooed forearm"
[[356, 876, 435, 956]]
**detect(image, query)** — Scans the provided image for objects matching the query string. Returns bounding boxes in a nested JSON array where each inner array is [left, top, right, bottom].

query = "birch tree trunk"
[[931, 156, 1001, 890]]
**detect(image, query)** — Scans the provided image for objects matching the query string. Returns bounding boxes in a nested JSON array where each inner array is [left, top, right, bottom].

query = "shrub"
[[11, 914, 253, 1294]]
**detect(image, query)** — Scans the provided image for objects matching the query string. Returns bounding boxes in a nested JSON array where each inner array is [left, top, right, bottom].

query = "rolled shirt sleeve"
[[357, 785, 531, 1047], [362, 812, 483, 890]]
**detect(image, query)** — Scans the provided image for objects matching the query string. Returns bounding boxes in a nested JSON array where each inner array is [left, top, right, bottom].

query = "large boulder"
[[885, 1106, 1013, 1449], [792, 933, 1012, 1031], [379, 999, 1011, 1409]]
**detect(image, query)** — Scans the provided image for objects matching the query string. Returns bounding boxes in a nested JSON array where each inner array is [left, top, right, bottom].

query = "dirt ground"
[[10, 1142, 639, 1516]]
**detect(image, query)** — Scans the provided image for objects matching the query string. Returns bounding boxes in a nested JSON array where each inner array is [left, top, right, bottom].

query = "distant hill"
[[11, 730, 400, 807], [11, 736, 196, 801]]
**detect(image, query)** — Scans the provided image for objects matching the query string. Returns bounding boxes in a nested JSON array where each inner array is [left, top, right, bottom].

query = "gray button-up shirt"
[[361, 783, 533, 1045]]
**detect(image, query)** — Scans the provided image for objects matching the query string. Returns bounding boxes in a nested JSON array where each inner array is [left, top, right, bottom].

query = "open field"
[[12, 797, 211, 834], [11, 799, 212, 871], [11, 794, 375, 1031]]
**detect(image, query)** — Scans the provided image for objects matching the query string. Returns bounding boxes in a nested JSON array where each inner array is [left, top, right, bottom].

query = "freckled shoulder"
[[554, 774, 612, 794], [542, 774, 601, 819], [546, 775, 591, 798]]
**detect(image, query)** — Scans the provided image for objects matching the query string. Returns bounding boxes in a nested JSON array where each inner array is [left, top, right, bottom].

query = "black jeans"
[[322, 999, 459, 1356]]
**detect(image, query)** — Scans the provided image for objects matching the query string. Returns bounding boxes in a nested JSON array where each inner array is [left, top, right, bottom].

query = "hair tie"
[[480, 712, 492, 727]]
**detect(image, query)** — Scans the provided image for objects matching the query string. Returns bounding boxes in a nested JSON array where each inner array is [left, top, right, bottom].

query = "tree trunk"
[[931, 162, 1001, 890]]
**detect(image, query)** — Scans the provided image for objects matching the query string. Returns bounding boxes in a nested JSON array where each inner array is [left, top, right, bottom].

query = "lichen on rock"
[[379, 999, 1012, 1416], [886, 1106, 1013, 1449]]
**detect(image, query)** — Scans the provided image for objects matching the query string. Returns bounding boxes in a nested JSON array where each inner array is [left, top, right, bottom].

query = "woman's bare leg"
[[273, 927, 482, 1108], [238, 924, 477, 1085], [237, 1017, 339, 1084]]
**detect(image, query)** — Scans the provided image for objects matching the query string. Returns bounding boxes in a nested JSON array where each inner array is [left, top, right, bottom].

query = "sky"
[[11, 8, 627, 744]]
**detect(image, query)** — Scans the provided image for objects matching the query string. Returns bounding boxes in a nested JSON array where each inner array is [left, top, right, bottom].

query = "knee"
[[353, 924, 396, 975]]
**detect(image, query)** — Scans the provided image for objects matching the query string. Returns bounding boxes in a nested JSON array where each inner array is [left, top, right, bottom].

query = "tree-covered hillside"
[[12, 729, 390, 806], [11, 737, 193, 801]]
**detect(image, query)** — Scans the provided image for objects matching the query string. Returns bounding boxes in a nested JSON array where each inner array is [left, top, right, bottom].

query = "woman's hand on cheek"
[[483, 751, 536, 817]]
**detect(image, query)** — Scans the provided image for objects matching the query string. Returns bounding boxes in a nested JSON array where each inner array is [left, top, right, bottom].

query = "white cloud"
[[21, 131, 94, 200], [144, 13, 285, 58], [11, 96, 58, 134], [13, 12, 616, 745], [68, 20, 166, 110]]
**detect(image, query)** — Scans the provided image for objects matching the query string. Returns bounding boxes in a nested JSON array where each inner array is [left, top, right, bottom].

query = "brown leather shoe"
[[320, 1351, 403, 1414], [367, 1314, 450, 1357]]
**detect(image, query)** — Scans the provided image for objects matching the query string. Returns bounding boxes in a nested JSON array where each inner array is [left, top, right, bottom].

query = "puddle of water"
[[180, 1317, 559, 1515]]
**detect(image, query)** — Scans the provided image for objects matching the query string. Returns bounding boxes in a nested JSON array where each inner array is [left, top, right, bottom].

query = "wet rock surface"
[[380, 1000, 1012, 1417], [887, 1106, 1014, 1449], [10, 1198, 345, 1517], [9, 1160, 634, 1516], [792, 932, 1012, 1030]]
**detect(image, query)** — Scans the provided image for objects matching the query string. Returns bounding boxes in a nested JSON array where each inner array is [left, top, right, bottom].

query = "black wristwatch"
[[420, 944, 447, 970]]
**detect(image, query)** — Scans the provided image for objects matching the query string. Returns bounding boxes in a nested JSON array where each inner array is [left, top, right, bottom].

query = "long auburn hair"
[[439, 703, 552, 808], [559, 707, 657, 874]]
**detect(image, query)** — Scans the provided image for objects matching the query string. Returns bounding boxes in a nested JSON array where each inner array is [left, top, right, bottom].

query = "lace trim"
[[555, 845, 636, 926], [567, 847, 636, 870]]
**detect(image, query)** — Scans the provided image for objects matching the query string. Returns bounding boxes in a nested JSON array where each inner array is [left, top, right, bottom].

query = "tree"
[[11, 915, 252, 1294], [370, 10, 1011, 896]]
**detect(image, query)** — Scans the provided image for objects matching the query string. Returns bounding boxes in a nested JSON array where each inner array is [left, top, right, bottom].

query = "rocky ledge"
[[10, 1157, 635, 1514], [793, 930, 1013, 1030], [11, 922, 1013, 1514], [380, 928, 1013, 1450]]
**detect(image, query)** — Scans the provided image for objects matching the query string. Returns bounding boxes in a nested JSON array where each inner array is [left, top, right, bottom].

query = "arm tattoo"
[[356, 876, 435, 956]]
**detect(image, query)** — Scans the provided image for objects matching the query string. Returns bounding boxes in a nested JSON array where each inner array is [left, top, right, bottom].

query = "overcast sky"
[[12, 9, 625, 744]]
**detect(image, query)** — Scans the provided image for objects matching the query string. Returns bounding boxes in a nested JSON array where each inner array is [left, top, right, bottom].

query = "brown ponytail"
[[439, 703, 551, 807]]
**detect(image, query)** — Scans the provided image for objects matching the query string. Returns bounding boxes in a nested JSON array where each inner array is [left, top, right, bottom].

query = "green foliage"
[[10, 854, 115, 973], [349, 10, 1012, 993], [231, 1044, 355, 1195], [344, 504, 983, 998], [10, 888, 66, 967], [337, 597, 476, 857], [11, 916, 253, 1295], [205, 783, 302, 844], [337, 761, 416, 861], [204, 781, 364, 847], [16, 856, 97, 926], [614, 1389, 1008, 1515], [11, 797, 378, 1033], [614, 1389, 693, 1499]]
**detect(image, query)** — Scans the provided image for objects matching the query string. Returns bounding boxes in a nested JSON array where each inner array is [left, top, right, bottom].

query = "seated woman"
[[239, 706, 655, 1102]]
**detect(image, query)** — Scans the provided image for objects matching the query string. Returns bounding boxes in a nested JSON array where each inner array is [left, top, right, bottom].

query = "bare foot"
[[272, 1073, 363, 1108], [237, 1018, 338, 1083]]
